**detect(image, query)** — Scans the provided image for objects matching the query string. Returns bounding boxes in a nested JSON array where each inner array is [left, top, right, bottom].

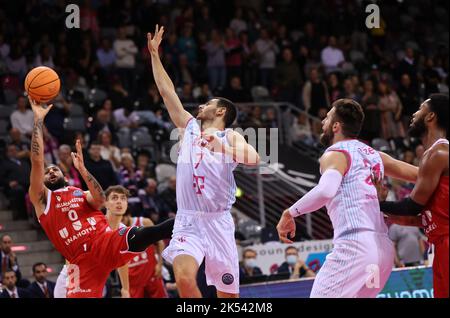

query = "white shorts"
[[310, 232, 394, 298], [162, 210, 239, 294], [54, 265, 68, 298]]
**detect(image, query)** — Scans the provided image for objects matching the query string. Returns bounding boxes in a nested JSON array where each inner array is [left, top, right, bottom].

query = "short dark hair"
[[332, 99, 365, 138], [216, 97, 237, 128], [243, 248, 257, 258], [285, 246, 298, 253], [427, 94, 449, 134], [105, 185, 130, 200], [32, 262, 47, 273]]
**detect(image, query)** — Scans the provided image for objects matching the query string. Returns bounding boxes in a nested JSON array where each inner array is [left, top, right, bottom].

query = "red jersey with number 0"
[[38, 186, 110, 262]]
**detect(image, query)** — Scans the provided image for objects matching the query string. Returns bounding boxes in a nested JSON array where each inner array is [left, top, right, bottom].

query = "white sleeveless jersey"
[[176, 118, 238, 213], [323, 140, 387, 241]]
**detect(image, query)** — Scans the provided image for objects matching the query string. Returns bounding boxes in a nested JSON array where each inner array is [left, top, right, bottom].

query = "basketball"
[[24, 66, 61, 103]]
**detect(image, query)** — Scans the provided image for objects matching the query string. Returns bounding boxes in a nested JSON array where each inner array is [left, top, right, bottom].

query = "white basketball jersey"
[[323, 140, 387, 241], [176, 118, 238, 213]]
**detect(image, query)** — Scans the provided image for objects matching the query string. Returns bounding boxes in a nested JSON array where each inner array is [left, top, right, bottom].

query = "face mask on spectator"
[[244, 258, 257, 269], [286, 255, 298, 266]]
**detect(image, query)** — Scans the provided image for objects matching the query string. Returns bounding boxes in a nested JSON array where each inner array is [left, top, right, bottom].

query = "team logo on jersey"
[[87, 217, 96, 226], [56, 196, 61, 202], [59, 227, 69, 239], [73, 190, 83, 197], [177, 236, 187, 243], [141, 252, 147, 259], [222, 273, 234, 285], [119, 227, 128, 236], [133, 255, 140, 262], [72, 220, 82, 231]]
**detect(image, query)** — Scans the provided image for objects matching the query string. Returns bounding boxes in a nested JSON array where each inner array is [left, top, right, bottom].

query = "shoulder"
[[423, 146, 448, 168]]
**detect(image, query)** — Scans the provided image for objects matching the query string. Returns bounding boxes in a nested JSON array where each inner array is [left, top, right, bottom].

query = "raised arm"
[[380, 151, 418, 183], [147, 25, 192, 128], [28, 98, 53, 218], [71, 140, 105, 210]]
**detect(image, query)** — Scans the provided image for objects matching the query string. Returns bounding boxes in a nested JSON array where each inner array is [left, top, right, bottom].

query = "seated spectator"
[[6, 44, 27, 80], [276, 246, 315, 279], [96, 38, 116, 71], [33, 44, 55, 69], [243, 106, 264, 129], [414, 144, 425, 166], [360, 79, 381, 142], [321, 36, 345, 74], [302, 67, 330, 117], [88, 108, 117, 145], [136, 151, 156, 180], [57, 144, 82, 188], [1, 234, 29, 288], [138, 178, 163, 222], [119, 152, 145, 215], [10, 96, 34, 138], [98, 131, 121, 171], [178, 54, 195, 87], [179, 83, 196, 103], [83, 141, 118, 190], [27, 263, 56, 298], [6, 128, 30, 160], [196, 83, 214, 104], [291, 113, 314, 146], [378, 81, 405, 142], [159, 176, 177, 220], [0, 270, 31, 298], [43, 95, 71, 145], [221, 76, 251, 103], [388, 224, 426, 267], [239, 248, 264, 284], [0, 145, 30, 220]]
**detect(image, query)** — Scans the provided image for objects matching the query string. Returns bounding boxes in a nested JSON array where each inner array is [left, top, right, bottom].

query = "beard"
[[44, 177, 67, 191], [320, 127, 334, 147], [408, 117, 427, 139]]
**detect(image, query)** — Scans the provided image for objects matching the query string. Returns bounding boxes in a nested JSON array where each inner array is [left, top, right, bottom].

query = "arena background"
[[0, 0, 448, 298]]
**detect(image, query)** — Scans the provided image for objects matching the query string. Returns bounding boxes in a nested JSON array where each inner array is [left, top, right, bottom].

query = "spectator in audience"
[[397, 73, 420, 132], [179, 83, 196, 103], [5, 44, 27, 80], [255, 28, 279, 89], [33, 44, 55, 69], [43, 126, 59, 165], [275, 48, 302, 104], [6, 128, 30, 160], [10, 96, 34, 138], [340, 78, 361, 102], [177, 24, 197, 66], [87, 108, 117, 145], [0, 270, 30, 298], [327, 72, 342, 104], [114, 26, 138, 93], [159, 176, 177, 220], [302, 67, 330, 117], [136, 151, 156, 180], [276, 246, 315, 279], [27, 263, 56, 298], [243, 106, 264, 129], [414, 144, 425, 166], [177, 54, 195, 86], [321, 36, 345, 74], [98, 130, 121, 171], [139, 178, 163, 223], [422, 57, 441, 97], [360, 79, 381, 142], [0, 145, 30, 220], [396, 46, 418, 91], [291, 112, 314, 146], [388, 224, 426, 267], [206, 29, 227, 92], [229, 7, 247, 36], [378, 81, 405, 142], [43, 95, 71, 145], [96, 37, 116, 71], [57, 144, 82, 188], [221, 76, 251, 103], [0, 234, 28, 288], [83, 141, 118, 190], [225, 28, 243, 80], [239, 248, 263, 283]]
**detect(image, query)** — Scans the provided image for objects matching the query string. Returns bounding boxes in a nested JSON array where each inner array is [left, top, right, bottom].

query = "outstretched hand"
[[371, 171, 388, 202], [147, 24, 165, 56], [28, 96, 53, 120], [277, 210, 296, 244], [71, 139, 86, 172]]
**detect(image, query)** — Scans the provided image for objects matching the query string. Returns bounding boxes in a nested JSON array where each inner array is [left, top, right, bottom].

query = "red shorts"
[[433, 236, 449, 298], [66, 227, 138, 298], [130, 277, 168, 298]]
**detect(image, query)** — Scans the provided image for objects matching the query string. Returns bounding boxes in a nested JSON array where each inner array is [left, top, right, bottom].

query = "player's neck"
[[105, 211, 122, 230], [201, 120, 225, 132], [421, 129, 447, 150], [332, 134, 352, 145]]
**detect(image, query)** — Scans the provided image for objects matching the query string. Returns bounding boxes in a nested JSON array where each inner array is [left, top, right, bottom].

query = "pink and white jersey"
[[323, 140, 387, 241], [176, 118, 238, 213]]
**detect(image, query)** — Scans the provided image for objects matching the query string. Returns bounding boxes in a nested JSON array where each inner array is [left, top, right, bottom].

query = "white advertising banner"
[[247, 240, 334, 275]]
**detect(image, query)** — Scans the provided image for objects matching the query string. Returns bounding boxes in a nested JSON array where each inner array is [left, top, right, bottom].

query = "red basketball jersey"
[[128, 217, 158, 285], [422, 176, 449, 244], [38, 186, 110, 262]]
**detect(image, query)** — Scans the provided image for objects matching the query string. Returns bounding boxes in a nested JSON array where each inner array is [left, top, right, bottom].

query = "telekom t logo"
[[193, 175, 205, 195]]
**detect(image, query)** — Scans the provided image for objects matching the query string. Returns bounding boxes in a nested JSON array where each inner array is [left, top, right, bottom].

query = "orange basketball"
[[24, 66, 61, 103]]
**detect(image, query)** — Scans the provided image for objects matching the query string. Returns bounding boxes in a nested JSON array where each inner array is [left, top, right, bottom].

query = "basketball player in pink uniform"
[[121, 211, 167, 298], [148, 25, 260, 298], [28, 98, 174, 298], [277, 99, 396, 298]]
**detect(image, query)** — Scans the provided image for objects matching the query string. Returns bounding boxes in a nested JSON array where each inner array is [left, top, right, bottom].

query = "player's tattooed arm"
[[71, 139, 106, 209], [28, 98, 53, 217]]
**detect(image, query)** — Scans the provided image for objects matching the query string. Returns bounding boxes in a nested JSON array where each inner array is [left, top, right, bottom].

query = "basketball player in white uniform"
[[277, 99, 395, 298], [147, 25, 260, 298]]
